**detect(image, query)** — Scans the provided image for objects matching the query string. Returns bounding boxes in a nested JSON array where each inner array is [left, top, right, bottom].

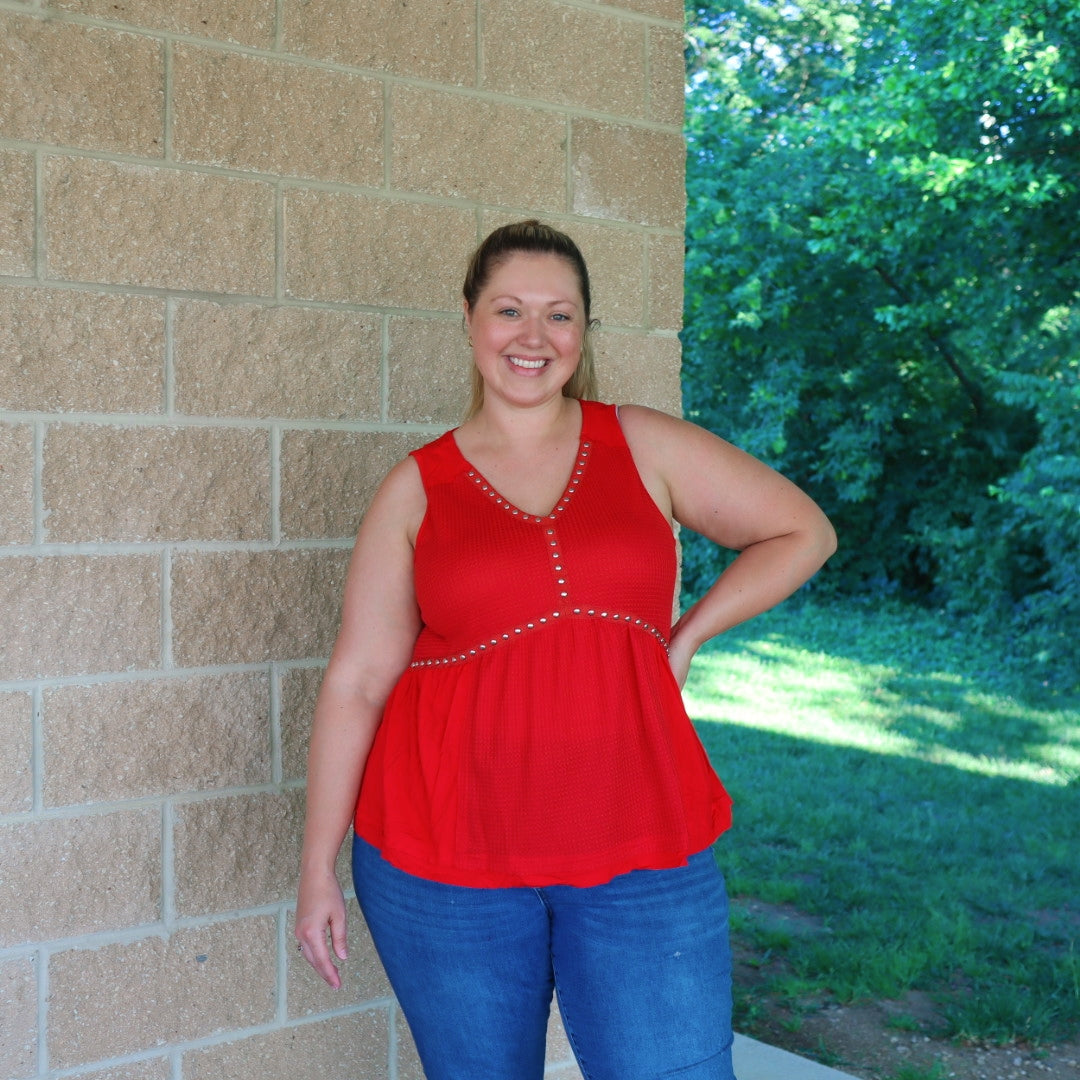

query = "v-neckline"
[[451, 402, 593, 523]]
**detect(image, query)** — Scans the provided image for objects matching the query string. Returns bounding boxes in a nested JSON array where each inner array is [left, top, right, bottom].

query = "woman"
[[295, 220, 836, 1080]]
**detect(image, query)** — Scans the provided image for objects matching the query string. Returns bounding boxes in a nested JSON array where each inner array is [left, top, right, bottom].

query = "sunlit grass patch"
[[687, 599, 1080, 1045]]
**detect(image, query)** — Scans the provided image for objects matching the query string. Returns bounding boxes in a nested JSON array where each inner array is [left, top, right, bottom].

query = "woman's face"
[[464, 252, 586, 410]]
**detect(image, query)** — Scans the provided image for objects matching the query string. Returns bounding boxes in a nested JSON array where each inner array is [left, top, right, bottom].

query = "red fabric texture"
[[354, 401, 732, 887]]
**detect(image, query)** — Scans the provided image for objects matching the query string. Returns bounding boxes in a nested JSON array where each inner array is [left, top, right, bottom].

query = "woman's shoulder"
[[612, 403, 691, 455], [367, 454, 427, 543]]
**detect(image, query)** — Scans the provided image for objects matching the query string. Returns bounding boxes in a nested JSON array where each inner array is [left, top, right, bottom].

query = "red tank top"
[[354, 401, 731, 887]]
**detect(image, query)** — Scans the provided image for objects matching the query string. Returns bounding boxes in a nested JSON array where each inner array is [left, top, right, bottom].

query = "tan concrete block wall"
[[0, 0, 686, 1075]]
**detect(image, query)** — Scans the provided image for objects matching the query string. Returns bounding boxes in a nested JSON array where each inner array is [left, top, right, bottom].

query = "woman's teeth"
[[508, 356, 547, 369]]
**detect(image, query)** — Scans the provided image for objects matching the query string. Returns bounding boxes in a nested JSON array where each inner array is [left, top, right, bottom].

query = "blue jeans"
[[352, 836, 736, 1080]]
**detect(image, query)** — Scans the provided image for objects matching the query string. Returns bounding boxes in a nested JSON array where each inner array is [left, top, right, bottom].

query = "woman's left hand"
[[666, 621, 696, 689]]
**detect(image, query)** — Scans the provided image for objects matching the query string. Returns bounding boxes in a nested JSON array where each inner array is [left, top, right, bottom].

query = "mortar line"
[[275, 907, 289, 1024], [0, 273, 532, 317], [273, 0, 284, 51], [0, 658, 326, 696], [32, 1002, 395, 1078], [0, 779, 307, 829], [36, 944, 47, 1078], [0, 411, 453, 434], [474, 0, 484, 90], [389, 1002, 400, 1080], [161, 799, 176, 928], [0, 538, 357, 563]]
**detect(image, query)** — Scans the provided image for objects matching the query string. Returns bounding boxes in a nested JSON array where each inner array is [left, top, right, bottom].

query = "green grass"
[[685, 598, 1080, 1046]]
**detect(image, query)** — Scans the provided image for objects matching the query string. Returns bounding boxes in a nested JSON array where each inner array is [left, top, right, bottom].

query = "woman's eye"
[[499, 308, 520, 317], [551, 312, 572, 322]]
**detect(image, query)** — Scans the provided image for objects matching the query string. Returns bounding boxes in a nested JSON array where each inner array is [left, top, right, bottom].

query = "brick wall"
[[0, 1, 687, 1076]]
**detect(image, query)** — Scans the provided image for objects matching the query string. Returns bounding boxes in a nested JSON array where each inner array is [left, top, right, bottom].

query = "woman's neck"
[[465, 394, 581, 451]]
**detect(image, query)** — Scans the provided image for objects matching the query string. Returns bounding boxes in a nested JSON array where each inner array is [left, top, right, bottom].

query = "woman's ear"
[[462, 300, 474, 347]]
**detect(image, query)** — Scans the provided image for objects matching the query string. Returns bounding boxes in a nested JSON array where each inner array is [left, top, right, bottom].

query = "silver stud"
[[559, 591, 568, 597]]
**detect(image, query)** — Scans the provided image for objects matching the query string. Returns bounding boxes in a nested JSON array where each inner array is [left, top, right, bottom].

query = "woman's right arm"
[[294, 456, 425, 988]]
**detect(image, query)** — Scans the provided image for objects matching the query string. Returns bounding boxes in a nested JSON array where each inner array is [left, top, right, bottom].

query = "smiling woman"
[[294, 219, 837, 1080]]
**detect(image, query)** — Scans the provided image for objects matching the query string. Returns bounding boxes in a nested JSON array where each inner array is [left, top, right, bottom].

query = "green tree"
[[683, 0, 1080, 675]]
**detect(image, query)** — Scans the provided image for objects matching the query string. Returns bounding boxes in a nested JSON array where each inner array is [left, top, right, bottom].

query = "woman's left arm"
[[619, 406, 838, 687]]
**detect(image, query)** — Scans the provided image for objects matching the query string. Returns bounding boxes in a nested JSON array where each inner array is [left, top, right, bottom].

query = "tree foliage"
[[682, 0, 1080, 676]]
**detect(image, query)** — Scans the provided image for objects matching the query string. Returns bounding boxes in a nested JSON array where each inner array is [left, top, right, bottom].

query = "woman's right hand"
[[295, 867, 349, 989]]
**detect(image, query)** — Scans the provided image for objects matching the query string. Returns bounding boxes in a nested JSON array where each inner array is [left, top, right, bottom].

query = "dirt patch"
[[745, 994, 1080, 1080]]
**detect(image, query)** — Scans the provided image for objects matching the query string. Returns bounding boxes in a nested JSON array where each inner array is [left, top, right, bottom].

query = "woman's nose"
[[517, 315, 545, 344]]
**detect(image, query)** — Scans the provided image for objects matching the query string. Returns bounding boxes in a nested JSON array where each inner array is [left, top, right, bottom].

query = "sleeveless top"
[[353, 400, 732, 887]]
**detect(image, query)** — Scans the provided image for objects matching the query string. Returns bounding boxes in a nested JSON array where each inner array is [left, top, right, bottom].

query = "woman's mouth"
[[507, 356, 548, 370]]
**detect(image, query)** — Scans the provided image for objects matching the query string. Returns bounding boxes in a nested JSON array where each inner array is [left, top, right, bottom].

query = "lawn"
[[685, 598, 1080, 1046]]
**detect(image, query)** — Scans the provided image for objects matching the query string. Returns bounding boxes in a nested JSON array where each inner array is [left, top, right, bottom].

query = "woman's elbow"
[[817, 514, 839, 564]]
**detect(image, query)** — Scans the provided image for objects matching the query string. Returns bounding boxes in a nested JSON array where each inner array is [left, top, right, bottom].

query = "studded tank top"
[[353, 400, 732, 887]]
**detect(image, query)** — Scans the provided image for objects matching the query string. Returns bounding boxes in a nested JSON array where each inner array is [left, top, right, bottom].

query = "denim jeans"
[[352, 835, 736, 1080]]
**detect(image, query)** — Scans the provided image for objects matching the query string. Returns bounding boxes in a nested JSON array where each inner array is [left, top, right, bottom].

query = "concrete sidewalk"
[[733, 1033, 862, 1079]]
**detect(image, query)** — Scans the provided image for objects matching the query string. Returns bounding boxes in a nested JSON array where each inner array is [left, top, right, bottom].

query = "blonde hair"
[[462, 220, 599, 418]]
